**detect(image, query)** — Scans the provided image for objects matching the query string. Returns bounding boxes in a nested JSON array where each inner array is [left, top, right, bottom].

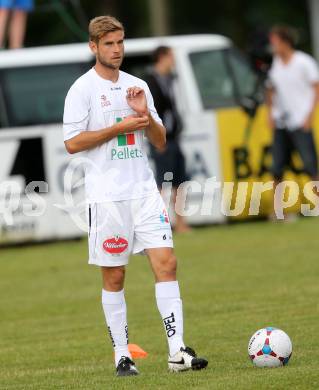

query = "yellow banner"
[[216, 105, 318, 218]]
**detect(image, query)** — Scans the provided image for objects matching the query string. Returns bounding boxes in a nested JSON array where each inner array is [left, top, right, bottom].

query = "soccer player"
[[63, 16, 208, 377]]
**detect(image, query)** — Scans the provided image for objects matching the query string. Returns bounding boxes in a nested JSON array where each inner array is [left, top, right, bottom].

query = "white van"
[[0, 34, 285, 244]]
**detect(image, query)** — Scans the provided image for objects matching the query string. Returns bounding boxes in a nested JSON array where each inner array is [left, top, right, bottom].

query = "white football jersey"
[[63, 68, 162, 203]]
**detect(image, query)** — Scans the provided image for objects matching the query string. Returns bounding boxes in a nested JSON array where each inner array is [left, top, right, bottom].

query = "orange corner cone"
[[128, 343, 148, 359]]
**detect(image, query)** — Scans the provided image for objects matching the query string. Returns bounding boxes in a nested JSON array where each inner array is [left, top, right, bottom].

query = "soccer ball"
[[248, 327, 292, 367]]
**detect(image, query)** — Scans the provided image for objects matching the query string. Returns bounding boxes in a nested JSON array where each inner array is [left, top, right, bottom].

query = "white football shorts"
[[87, 192, 173, 267]]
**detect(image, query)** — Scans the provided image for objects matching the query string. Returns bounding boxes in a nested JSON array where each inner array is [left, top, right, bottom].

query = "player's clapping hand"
[[126, 86, 148, 116], [116, 115, 149, 134]]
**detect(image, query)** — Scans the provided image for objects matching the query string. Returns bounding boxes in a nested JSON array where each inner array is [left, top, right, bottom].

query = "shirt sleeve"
[[63, 83, 90, 141], [304, 55, 319, 84], [144, 83, 163, 125]]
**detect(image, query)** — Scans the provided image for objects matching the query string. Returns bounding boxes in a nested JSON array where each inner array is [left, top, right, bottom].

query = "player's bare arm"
[[265, 86, 275, 129], [126, 86, 166, 149], [64, 115, 149, 154]]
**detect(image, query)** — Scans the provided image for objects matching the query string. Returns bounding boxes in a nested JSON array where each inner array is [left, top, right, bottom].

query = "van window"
[[189, 49, 258, 109], [0, 62, 91, 128], [189, 49, 235, 109], [227, 49, 258, 100], [122, 54, 153, 80], [11, 137, 46, 186]]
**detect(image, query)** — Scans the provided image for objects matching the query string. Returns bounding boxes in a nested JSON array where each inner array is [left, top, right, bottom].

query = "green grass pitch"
[[1, 217, 319, 389]]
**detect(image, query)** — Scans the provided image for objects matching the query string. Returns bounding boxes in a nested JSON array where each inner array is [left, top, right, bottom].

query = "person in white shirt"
[[63, 15, 207, 376], [266, 25, 319, 198]]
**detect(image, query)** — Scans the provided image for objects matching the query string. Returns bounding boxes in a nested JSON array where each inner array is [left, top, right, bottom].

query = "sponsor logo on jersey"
[[103, 235, 128, 255], [100, 94, 111, 107], [111, 147, 143, 160], [111, 117, 144, 160], [117, 133, 135, 146], [160, 209, 169, 223]]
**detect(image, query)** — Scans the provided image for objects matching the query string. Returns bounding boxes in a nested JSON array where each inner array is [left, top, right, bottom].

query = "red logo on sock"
[[103, 236, 128, 255]]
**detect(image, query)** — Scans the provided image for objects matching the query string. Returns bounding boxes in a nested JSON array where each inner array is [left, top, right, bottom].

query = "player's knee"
[[159, 253, 177, 279], [102, 266, 125, 290], [168, 253, 177, 272], [111, 267, 125, 288]]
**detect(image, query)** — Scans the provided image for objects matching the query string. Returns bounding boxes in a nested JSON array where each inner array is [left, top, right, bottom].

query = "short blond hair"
[[89, 15, 124, 42]]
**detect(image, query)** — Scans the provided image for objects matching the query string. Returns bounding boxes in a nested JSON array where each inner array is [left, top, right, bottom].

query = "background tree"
[[25, 0, 311, 54]]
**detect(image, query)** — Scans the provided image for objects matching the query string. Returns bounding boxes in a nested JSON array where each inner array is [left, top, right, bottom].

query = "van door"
[[172, 46, 227, 224], [0, 62, 91, 243]]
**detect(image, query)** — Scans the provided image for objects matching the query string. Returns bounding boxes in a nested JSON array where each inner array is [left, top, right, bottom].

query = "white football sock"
[[102, 289, 131, 366], [155, 281, 185, 357]]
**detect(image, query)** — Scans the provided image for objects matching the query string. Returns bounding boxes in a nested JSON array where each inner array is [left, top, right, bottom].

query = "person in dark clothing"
[[145, 46, 191, 233]]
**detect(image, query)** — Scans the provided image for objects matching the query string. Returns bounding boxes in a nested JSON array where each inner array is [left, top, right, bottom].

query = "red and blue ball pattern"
[[248, 327, 292, 367]]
